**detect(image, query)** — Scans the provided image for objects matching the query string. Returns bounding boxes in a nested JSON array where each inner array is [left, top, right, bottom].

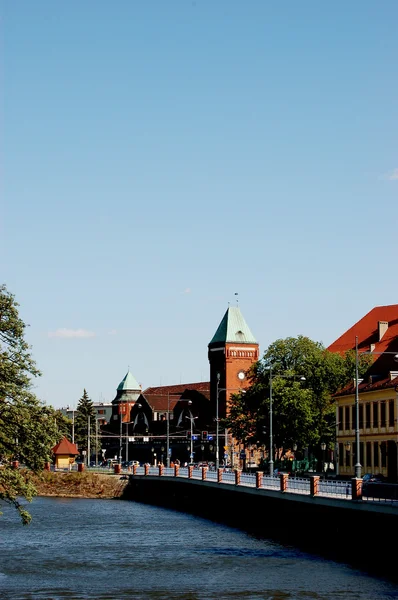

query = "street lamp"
[[321, 442, 326, 477], [215, 375, 246, 470], [268, 367, 306, 476], [186, 402, 198, 463], [66, 405, 75, 444]]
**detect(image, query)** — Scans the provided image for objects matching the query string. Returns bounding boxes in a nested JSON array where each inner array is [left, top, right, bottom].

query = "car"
[[362, 473, 386, 483]]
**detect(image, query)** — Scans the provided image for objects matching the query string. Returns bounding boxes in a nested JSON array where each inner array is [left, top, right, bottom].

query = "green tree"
[[0, 284, 61, 524], [227, 336, 372, 460], [74, 389, 99, 461]]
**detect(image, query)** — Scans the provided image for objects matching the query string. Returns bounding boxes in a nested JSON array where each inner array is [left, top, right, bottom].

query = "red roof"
[[328, 304, 398, 355], [142, 382, 210, 411], [334, 375, 398, 397], [328, 305, 398, 381], [52, 437, 79, 455]]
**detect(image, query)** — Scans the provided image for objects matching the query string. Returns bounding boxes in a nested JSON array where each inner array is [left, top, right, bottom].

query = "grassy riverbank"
[[28, 471, 128, 499]]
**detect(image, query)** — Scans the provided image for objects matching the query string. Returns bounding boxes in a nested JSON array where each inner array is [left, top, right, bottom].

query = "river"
[[0, 497, 397, 599]]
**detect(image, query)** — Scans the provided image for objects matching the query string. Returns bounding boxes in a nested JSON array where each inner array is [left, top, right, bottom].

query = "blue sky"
[[1, 1, 397, 408]]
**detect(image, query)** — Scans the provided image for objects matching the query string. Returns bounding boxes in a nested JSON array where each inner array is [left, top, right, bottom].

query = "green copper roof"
[[117, 371, 141, 391], [209, 306, 257, 345]]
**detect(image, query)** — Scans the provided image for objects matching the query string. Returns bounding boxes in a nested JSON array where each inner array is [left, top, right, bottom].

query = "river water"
[[0, 497, 397, 600]]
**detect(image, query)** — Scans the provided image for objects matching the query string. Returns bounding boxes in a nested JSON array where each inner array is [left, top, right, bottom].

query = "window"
[[98, 409, 105, 415], [389, 400, 395, 427], [373, 402, 378, 428], [359, 404, 364, 429], [339, 443, 343, 465], [345, 406, 350, 431], [366, 442, 372, 469], [373, 442, 379, 468], [380, 402, 386, 428], [360, 442, 364, 465], [345, 445, 351, 467], [381, 442, 387, 468], [338, 407, 343, 431], [366, 403, 371, 428], [351, 405, 356, 430]]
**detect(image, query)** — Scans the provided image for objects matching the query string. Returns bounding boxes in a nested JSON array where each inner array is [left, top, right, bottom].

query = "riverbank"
[[29, 470, 128, 499]]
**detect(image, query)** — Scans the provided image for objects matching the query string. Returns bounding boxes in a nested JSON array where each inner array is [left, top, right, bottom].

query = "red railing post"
[[280, 472, 289, 492], [352, 478, 363, 500], [202, 467, 208, 481], [235, 470, 241, 485], [217, 468, 223, 483], [256, 471, 263, 489], [310, 475, 320, 496]]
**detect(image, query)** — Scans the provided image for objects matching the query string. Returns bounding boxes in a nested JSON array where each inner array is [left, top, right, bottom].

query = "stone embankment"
[[30, 471, 128, 499]]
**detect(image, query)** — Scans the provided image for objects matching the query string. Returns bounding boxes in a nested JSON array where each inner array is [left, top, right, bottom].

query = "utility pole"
[[95, 418, 98, 467], [166, 392, 170, 468], [87, 415, 91, 468], [119, 404, 123, 465]]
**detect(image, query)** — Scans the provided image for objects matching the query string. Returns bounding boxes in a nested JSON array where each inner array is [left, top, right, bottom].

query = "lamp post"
[[216, 373, 220, 470], [66, 405, 75, 444], [186, 402, 198, 463], [87, 415, 91, 468], [119, 405, 123, 465], [215, 376, 246, 470], [267, 367, 306, 476], [321, 441, 326, 477]]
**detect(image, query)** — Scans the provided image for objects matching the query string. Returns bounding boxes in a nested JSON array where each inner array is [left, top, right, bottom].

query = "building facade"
[[328, 304, 398, 480]]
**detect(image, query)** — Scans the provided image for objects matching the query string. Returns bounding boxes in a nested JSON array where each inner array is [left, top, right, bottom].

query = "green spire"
[[117, 371, 140, 391], [209, 306, 257, 345]]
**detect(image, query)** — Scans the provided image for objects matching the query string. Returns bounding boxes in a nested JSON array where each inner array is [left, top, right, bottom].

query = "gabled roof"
[[117, 371, 141, 391], [209, 306, 257, 345], [52, 437, 79, 455], [141, 382, 210, 411], [328, 305, 398, 355]]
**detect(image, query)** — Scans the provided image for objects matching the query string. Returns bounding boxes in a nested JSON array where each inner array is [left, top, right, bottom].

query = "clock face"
[[237, 370, 245, 381]]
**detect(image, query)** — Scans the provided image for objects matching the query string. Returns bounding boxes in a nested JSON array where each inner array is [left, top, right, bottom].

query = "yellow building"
[[334, 376, 398, 479], [52, 437, 79, 469], [328, 305, 398, 481]]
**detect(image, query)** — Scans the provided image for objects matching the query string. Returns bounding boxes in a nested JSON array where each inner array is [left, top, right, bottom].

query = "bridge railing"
[[128, 465, 398, 505]]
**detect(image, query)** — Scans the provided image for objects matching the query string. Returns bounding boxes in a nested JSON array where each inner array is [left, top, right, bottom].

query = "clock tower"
[[208, 306, 259, 419]]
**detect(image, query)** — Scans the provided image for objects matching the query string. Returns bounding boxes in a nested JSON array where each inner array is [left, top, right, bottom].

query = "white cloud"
[[385, 168, 398, 180], [108, 329, 117, 336], [48, 328, 96, 339], [183, 288, 191, 294]]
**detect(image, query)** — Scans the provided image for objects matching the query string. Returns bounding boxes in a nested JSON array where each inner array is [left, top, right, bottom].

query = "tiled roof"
[[52, 437, 79, 455], [334, 375, 398, 397], [328, 305, 398, 355], [142, 382, 210, 411], [209, 307, 257, 345], [328, 305, 398, 377]]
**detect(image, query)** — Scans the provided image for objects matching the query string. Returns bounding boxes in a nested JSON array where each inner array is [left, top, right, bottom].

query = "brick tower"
[[208, 306, 259, 419]]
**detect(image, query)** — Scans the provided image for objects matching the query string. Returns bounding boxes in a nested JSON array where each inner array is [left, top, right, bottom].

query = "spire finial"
[[235, 292, 239, 306]]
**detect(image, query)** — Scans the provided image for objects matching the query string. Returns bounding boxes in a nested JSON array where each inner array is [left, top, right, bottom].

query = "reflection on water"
[[0, 497, 397, 599]]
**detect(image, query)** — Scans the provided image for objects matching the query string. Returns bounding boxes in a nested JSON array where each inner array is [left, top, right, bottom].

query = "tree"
[[0, 285, 61, 524], [74, 389, 99, 461], [227, 336, 372, 460]]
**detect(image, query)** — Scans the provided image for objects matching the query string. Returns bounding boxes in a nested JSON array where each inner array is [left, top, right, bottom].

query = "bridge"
[[125, 465, 398, 582]]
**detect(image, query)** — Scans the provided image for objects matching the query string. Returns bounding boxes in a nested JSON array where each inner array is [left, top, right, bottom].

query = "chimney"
[[378, 321, 388, 341]]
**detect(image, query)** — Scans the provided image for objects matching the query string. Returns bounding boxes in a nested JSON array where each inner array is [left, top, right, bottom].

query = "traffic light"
[[202, 431, 208, 440]]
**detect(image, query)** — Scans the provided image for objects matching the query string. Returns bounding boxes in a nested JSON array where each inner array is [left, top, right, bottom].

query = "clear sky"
[[1, 1, 397, 409]]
